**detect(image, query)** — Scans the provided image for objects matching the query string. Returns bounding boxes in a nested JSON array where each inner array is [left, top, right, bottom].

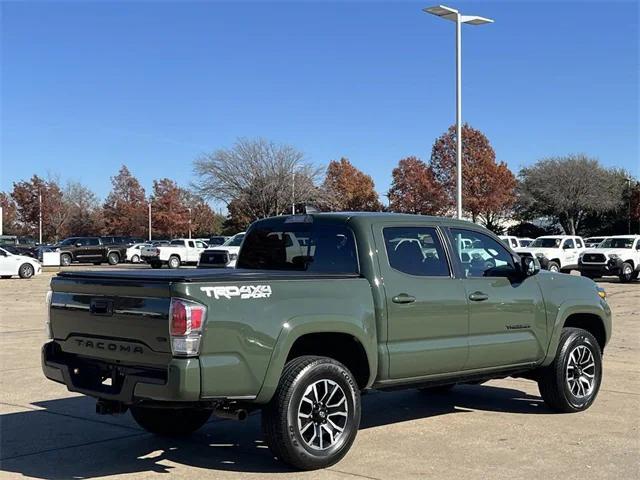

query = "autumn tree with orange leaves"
[[387, 157, 447, 215], [10, 175, 67, 241], [322, 158, 383, 212], [103, 166, 147, 236], [430, 124, 516, 230]]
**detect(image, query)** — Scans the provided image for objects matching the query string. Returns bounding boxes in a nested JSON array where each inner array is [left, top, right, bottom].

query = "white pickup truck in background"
[[141, 238, 208, 269], [517, 235, 586, 272], [197, 232, 245, 268], [578, 235, 640, 282]]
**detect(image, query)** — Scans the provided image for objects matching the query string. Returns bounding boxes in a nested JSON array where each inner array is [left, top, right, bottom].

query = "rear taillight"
[[45, 289, 53, 340], [169, 298, 207, 357]]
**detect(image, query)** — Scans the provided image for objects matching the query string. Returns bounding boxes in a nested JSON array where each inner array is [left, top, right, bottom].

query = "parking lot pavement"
[[1, 269, 638, 480]]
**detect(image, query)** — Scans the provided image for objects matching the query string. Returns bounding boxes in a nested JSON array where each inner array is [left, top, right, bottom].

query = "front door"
[[562, 238, 579, 267], [375, 224, 469, 379], [448, 228, 547, 370]]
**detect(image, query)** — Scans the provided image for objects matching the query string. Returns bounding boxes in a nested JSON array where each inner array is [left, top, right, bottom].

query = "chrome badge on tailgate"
[[200, 285, 272, 300]]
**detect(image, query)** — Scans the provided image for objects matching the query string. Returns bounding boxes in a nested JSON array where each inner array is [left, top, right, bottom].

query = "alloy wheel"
[[297, 379, 348, 451], [566, 344, 596, 398]]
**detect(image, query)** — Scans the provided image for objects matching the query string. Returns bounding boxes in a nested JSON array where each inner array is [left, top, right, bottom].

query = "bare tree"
[[516, 154, 626, 234], [193, 138, 323, 222]]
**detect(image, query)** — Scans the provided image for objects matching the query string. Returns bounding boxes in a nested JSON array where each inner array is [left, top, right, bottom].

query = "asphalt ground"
[[0, 265, 638, 479]]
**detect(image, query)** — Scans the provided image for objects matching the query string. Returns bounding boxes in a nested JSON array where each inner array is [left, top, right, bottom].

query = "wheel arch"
[[254, 319, 377, 404]]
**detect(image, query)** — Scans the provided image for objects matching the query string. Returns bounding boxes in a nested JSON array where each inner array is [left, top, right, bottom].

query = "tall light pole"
[[38, 190, 43, 244], [292, 171, 296, 215], [188, 207, 192, 239], [148, 201, 152, 241], [424, 5, 493, 220]]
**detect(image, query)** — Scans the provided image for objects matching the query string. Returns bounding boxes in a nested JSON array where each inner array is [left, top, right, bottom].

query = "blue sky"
[[2, 0, 638, 205]]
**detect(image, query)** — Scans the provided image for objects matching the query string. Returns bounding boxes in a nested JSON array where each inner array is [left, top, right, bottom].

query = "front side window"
[[87, 238, 100, 246], [237, 220, 358, 273], [451, 229, 515, 278], [383, 227, 449, 277], [60, 238, 76, 246], [195, 241, 206, 248]]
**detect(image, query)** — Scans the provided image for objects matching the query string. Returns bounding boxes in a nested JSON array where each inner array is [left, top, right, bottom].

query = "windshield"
[[600, 237, 635, 249], [530, 237, 562, 248], [225, 234, 245, 247], [237, 219, 358, 273]]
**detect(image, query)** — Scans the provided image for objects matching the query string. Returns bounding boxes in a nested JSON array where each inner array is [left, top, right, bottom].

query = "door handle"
[[392, 294, 416, 304], [469, 291, 489, 302]]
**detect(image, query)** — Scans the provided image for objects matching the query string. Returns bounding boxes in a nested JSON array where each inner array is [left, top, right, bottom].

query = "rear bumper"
[[41, 342, 201, 404]]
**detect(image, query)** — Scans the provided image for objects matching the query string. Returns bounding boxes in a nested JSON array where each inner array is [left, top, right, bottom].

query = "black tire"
[[131, 254, 140, 264], [150, 261, 162, 269], [60, 253, 72, 267], [1, 275, 12, 279], [130, 406, 211, 436], [262, 356, 361, 471], [547, 261, 561, 273], [107, 252, 120, 265], [619, 262, 634, 283], [93, 262, 102, 266], [418, 384, 456, 394], [632, 271, 639, 281], [537, 327, 602, 413], [168, 255, 181, 269], [18, 263, 35, 279]]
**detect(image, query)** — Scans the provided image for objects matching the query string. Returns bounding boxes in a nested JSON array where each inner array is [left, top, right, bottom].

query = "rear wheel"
[[537, 327, 602, 413], [107, 252, 120, 265], [619, 262, 634, 283], [60, 253, 72, 267], [130, 406, 211, 436], [262, 356, 361, 470], [18, 263, 35, 279], [168, 255, 181, 269], [1, 275, 11, 279], [131, 254, 140, 263]]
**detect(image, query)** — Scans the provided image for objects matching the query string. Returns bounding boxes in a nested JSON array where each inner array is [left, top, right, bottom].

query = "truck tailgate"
[[50, 275, 172, 366]]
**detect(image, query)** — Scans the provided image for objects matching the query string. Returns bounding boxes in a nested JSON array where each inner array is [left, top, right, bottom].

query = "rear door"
[[448, 228, 547, 369], [375, 223, 469, 379]]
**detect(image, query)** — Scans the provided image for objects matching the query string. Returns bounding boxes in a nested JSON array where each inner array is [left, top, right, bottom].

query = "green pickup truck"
[[42, 213, 612, 470]]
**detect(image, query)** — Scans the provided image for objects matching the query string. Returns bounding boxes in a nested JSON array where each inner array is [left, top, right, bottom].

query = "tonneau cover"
[[57, 269, 361, 283]]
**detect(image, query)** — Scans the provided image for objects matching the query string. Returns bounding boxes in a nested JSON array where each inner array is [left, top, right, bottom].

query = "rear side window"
[[564, 239, 575, 249], [575, 238, 583, 248], [87, 238, 100, 246], [383, 227, 449, 277], [237, 220, 358, 273]]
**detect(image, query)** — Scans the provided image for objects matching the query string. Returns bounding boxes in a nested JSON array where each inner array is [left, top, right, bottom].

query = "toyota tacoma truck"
[[578, 235, 640, 282], [517, 235, 586, 272], [141, 238, 208, 269], [42, 213, 611, 470]]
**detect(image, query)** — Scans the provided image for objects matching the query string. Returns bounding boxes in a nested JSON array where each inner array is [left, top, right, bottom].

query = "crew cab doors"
[[375, 223, 547, 381]]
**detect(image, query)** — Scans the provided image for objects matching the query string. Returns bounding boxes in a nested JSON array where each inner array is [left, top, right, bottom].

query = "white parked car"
[[578, 235, 640, 282], [126, 243, 150, 263], [141, 239, 208, 269], [0, 247, 42, 279], [517, 235, 586, 272], [197, 232, 245, 268]]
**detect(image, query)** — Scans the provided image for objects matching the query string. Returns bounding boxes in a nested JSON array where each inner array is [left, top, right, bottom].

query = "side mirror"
[[521, 256, 540, 276]]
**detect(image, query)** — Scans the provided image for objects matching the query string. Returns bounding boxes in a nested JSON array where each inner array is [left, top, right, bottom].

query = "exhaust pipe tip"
[[213, 407, 249, 421]]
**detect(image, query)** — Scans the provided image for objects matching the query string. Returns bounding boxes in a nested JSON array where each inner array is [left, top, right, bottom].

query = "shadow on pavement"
[[0, 384, 546, 479]]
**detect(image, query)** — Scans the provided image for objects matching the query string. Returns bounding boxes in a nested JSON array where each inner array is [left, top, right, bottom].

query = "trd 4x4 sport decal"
[[200, 285, 272, 300]]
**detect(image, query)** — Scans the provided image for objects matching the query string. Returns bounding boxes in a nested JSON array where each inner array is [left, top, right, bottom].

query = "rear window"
[[237, 220, 359, 273]]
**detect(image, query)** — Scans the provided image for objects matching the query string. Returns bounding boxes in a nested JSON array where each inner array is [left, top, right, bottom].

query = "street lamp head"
[[423, 5, 494, 24]]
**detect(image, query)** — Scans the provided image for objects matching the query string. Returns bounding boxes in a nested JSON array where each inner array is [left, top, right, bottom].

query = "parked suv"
[[43, 213, 611, 470], [578, 235, 640, 282], [56, 237, 127, 266], [517, 235, 585, 272]]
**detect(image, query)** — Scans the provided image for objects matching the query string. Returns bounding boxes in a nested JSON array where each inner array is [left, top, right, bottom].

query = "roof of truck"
[[261, 212, 479, 228]]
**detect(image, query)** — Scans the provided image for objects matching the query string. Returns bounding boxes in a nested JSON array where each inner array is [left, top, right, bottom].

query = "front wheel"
[[130, 406, 211, 436], [262, 356, 361, 470], [131, 254, 140, 263], [60, 253, 72, 267], [619, 262, 634, 283], [547, 261, 560, 273], [537, 327, 602, 413]]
